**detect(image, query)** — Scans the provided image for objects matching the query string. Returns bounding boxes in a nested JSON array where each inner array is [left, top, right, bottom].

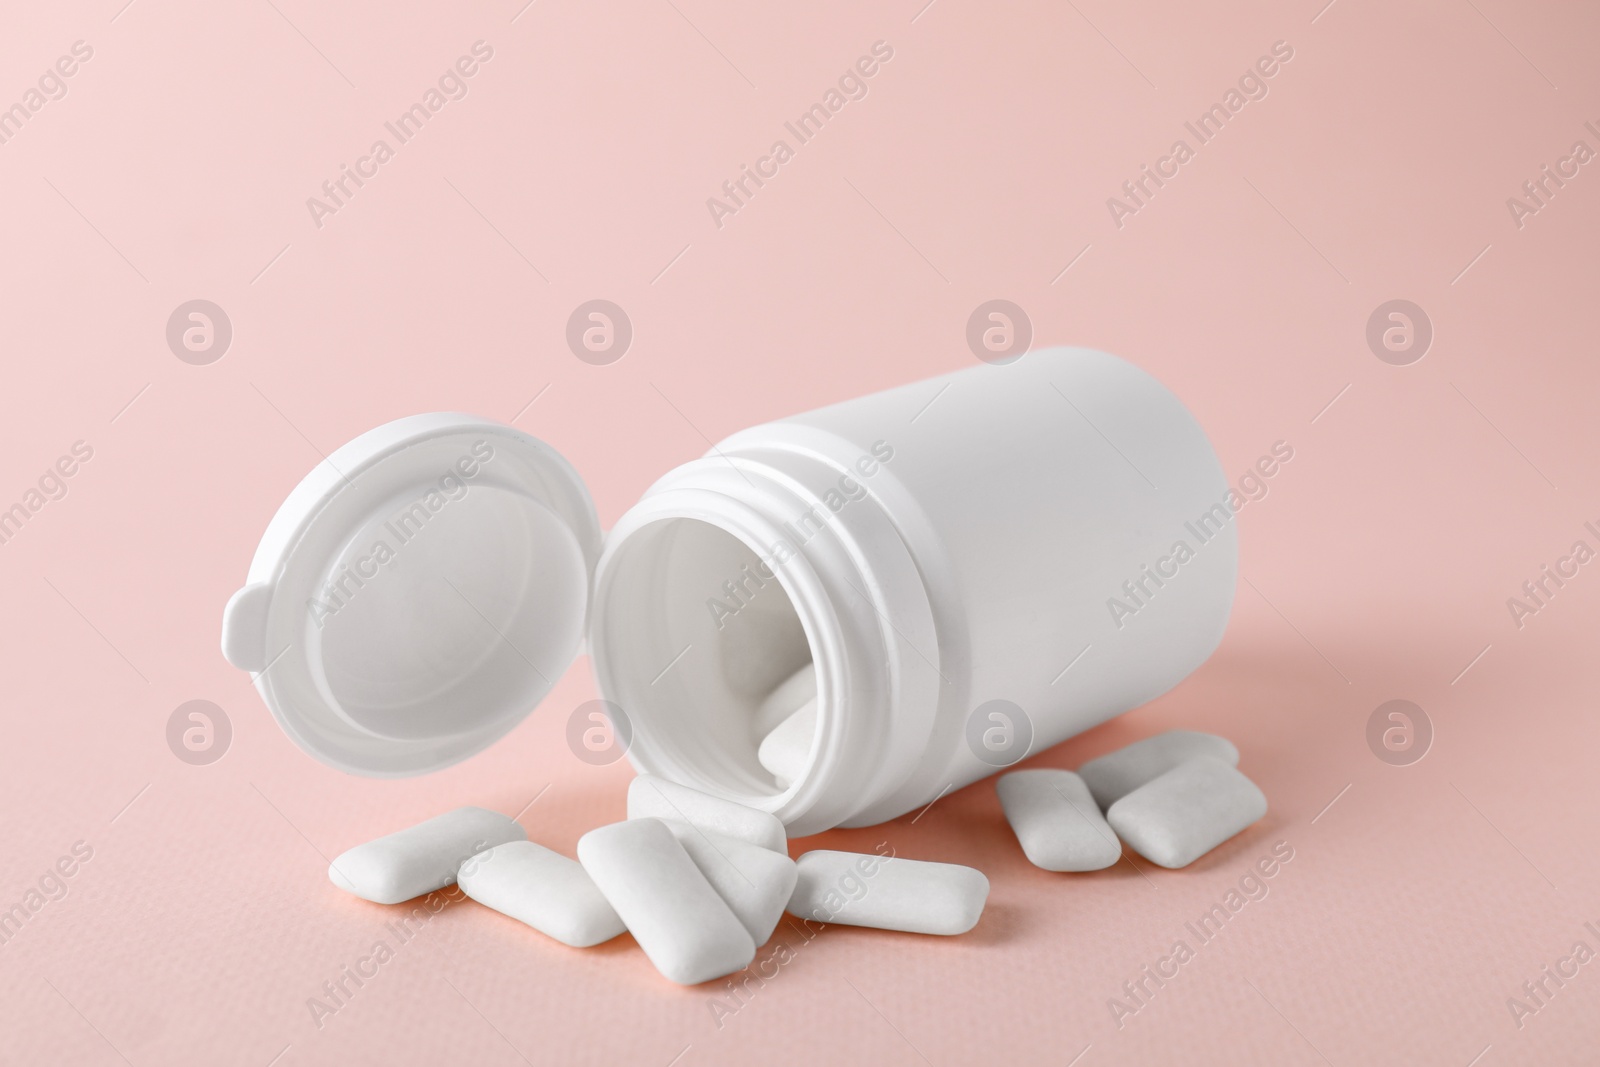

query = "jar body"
[[590, 348, 1236, 834]]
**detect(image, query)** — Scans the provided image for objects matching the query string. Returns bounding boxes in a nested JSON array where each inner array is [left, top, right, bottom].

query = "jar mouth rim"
[[590, 479, 864, 833]]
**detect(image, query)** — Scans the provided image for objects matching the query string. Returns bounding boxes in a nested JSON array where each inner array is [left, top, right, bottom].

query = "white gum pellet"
[[578, 818, 756, 985], [328, 806, 525, 905], [757, 697, 816, 787], [1106, 756, 1267, 869], [788, 850, 989, 936], [754, 662, 815, 737], [1077, 730, 1240, 809], [456, 840, 626, 948], [996, 769, 1122, 872], [664, 820, 798, 945], [627, 774, 786, 853]]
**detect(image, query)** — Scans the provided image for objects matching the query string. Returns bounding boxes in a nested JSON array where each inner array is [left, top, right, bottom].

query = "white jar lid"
[[221, 413, 601, 776]]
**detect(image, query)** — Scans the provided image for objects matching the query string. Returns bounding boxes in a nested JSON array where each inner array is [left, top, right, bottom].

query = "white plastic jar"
[[223, 347, 1236, 835]]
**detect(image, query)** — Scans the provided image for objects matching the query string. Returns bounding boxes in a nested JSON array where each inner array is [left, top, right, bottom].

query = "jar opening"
[[592, 516, 818, 804]]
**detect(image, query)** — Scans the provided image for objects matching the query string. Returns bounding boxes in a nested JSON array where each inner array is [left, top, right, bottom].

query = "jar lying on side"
[[222, 347, 1237, 836]]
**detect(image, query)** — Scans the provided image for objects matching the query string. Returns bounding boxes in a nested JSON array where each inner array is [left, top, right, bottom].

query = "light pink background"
[[3, 0, 1598, 1063]]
